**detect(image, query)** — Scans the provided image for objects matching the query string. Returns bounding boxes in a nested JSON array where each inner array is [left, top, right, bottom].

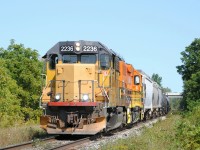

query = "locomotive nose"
[[55, 64, 96, 102]]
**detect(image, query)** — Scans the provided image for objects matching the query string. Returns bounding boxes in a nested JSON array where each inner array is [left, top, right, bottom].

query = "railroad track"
[[1, 136, 56, 150], [1, 116, 166, 150], [1, 136, 94, 150], [49, 137, 92, 150], [51, 117, 166, 150]]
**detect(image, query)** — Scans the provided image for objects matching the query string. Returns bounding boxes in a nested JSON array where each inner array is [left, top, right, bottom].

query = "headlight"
[[75, 42, 80, 47], [75, 42, 80, 51], [55, 93, 61, 101], [82, 94, 89, 102], [75, 46, 80, 51]]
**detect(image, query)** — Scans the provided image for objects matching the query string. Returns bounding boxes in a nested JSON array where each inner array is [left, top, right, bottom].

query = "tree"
[[177, 38, 200, 81], [0, 57, 23, 127], [176, 38, 200, 110], [151, 73, 162, 87], [0, 40, 43, 122], [162, 87, 172, 93]]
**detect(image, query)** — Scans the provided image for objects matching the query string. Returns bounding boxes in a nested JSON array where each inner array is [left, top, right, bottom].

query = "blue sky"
[[1, 1, 200, 92]]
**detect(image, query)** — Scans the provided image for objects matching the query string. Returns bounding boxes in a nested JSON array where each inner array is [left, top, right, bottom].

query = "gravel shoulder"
[[77, 116, 166, 150], [23, 116, 166, 150]]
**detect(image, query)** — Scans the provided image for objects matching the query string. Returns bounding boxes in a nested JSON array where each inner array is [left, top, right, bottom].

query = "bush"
[[176, 103, 200, 149]]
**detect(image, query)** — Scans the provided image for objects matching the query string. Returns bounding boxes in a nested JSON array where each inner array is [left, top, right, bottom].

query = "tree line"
[[176, 38, 200, 149], [0, 40, 43, 127]]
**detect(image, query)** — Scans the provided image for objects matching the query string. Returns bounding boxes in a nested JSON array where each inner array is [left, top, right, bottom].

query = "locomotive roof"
[[138, 69, 151, 79], [42, 40, 123, 60]]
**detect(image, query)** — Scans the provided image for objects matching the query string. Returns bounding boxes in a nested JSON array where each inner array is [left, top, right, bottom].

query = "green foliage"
[[0, 58, 23, 127], [162, 87, 172, 93], [176, 38, 200, 149], [151, 73, 162, 87], [177, 38, 200, 110], [176, 104, 200, 149], [177, 38, 200, 81], [0, 40, 43, 127], [2, 40, 43, 108], [184, 71, 200, 108], [151, 74, 171, 94], [170, 98, 182, 111]]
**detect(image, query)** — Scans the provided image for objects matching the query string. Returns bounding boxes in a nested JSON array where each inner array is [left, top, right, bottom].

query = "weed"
[[101, 114, 181, 150], [0, 124, 47, 148]]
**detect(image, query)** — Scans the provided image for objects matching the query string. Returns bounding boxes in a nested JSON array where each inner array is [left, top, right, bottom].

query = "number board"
[[82, 45, 98, 52], [60, 45, 98, 53], [60, 45, 74, 52]]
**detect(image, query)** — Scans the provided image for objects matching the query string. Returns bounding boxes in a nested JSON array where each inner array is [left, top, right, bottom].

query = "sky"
[[1, 1, 200, 93]]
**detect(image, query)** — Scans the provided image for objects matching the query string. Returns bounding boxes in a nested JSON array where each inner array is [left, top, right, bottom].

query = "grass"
[[0, 124, 48, 148], [101, 114, 181, 150], [0, 114, 182, 149]]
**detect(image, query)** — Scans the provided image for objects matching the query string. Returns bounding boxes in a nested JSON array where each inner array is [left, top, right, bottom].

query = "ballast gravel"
[[77, 116, 166, 150], [24, 116, 166, 150]]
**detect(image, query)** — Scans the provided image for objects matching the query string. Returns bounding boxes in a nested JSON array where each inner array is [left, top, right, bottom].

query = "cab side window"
[[100, 54, 110, 70], [49, 54, 58, 70], [134, 75, 140, 85], [115, 57, 120, 71]]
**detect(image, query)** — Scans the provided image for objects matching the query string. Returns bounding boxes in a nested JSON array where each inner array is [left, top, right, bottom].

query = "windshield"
[[62, 54, 96, 64], [62, 55, 77, 63], [81, 55, 96, 64]]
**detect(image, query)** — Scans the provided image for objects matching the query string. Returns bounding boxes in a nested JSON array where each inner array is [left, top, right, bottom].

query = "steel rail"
[[1, 116, 166, 150], [49, 117, 166, 150], [1, 136, 55, 150], [48, 137, 91, 150]]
